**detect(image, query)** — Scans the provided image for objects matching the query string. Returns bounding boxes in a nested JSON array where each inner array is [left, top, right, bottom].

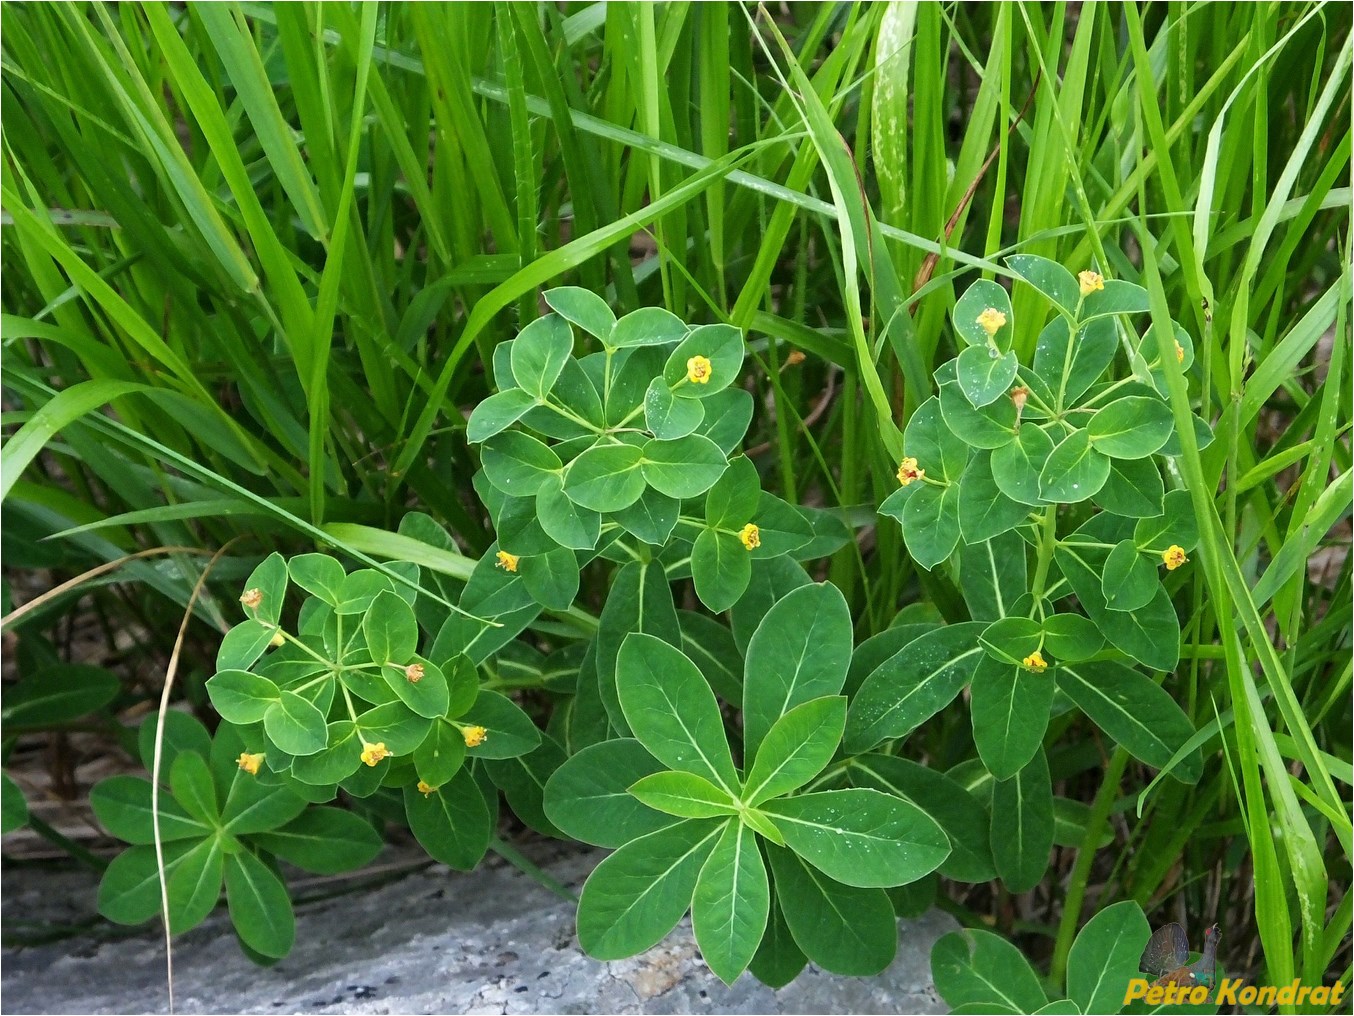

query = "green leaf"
[[1067, 901, 1151, 1014], [595, 561, 681, 734], [743, 582, 851, 763], [412, 719, 467, 787], [954, 279, 1015, 351], [1032, 316, 1117, 409], [742, 696, 845, 806], [1, 772, 28, 833], [899, 483, 962, 570], [403, 768, 491, 869], [1082, 279, 1150, 319], [991, 425, 1054, 506], [644, 377, 705, 439], [904, 396, 969, 482], [990, 748, 1054, 893], [692, 528, 752, 613], [219, 775, 306, 836], [1041, 614, 1103, 662], [958, 531, 1028, 621], [494, 494, 557, 555], [617, 634, 740, 795], [170, 751, 219, 824], [97, 841, 196, 925], [166, 836, 225, 935], [747, 491, 814, 559], [1040, 428, 1110, 502], [704, 455, 760, 529], [137, 711, 213, 775], [847, 755, 995, 883], [286, 553, 346, 607], [844, 622, 986, 754], [1134, 489, 1200, 553], [748, 895, 806, 988], [1087, 396, 1174, 459], [466, 388, 538, 443], [970, 656, 1055, 780], [206, 670, 281, 724], [288, 721, 362, 785], [225, 850, 295, 959], [251, 808, 382, 875], [931, 928, 1048, 1012], [1006, 254, 1080, 314], [613, 487, 679, 545], [979, 616, 1043, 665], [611, 306, 688, 348], [382, 656, 450, 720], [694, 388, 754, 453], [543, 738, 676, 847], [957, 346, 1019, 408], [544, 286, 615, 341], [444, 654, 479, 719], [217, 619, 276, 673], [333, 569, 395, 615], [766, 845, 897, 976], [692, 820, 769, 985], [577, 818, 723, 959], [562, 442, 646, 511], [1102, 540, 1159, 612], [263, 692, 328, 757], [763, 788, 950, 888], [461, 689, 542, 759], [353, 701, 433, 756], [536, 476, 601, 549], [958, 454, 1029, 544], [663, 324, 745, 397], [363, 590, 418, 665], [629, 771, 739, 819], [519, 545, 581, 611], [1057, 661, 1201, 782], [640, 434, 728, 498], [2, 664, 120, 728], [939, 374, 1018, 450], [90, 775, 211, 844], [241, 552, 288, 625], [481, 431, 562, 497], [679, 611, 743, 701], [1094, 457, 1165, 517], [510, 314, 573, 398]]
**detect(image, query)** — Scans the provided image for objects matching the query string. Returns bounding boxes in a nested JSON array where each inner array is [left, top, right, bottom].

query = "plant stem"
[[1048, 745, 1130, 988]]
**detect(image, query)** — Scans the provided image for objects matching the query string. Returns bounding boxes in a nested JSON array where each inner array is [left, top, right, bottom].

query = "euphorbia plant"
[[90, 270, 1205, 992]]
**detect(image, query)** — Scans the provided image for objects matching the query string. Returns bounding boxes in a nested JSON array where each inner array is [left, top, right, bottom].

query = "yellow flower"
[[462, 725, 488, 748], [405, 662, 425, 684], [495, 550, 519, 573], [269, 631, 285, 648], [896, 457, 924, 486], [738, 523, 761, 551], [1022, 651, 1048, 673], [686, 355, 713, 384], [360, 741, 390, 767], [976, 307, 1007, 338], [1078, 270, 1105, 296], [236, 752, 264, 776], [1175, 341, 1185, 363], [1163, 545, 1188, 571], [240, 587, 263, 610], [417, 780, 437, 797]]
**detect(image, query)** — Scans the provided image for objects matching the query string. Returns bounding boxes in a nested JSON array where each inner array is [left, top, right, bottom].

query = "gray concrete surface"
[[1, 843, 955, 1014]]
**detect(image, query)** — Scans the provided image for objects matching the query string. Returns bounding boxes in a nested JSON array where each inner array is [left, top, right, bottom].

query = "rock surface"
[[2, 843, 955, 1014]]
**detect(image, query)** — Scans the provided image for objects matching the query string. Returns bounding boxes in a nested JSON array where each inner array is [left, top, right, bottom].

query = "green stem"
[[1029, 505, 1059, 602], [1049, 745, 1130, 988]]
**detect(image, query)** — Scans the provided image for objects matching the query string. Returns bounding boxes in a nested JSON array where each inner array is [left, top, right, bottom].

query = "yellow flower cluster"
[[462, 725, 488, 748], [686, 355, 713, 384], [495, 550, 519, 573], [976, 307, 1007, 338], [1078, 270, 1105, 296], [896, 457, 924, 486], [360, 741, 389, 767], [738, 523, 760, 551], [405, 663, 425, 683], [1162, 545, 1188, 571], [1022, 651, 1048, 673], [240, 587, 263, 610], [236, 752, 264, 776]]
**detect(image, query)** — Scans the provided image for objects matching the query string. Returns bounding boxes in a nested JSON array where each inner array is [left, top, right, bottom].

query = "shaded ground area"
[[1, 843, 955, 1015]]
